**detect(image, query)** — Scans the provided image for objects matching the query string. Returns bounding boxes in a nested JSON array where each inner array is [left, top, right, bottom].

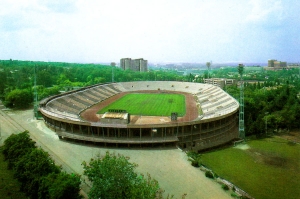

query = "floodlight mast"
[[33, 65, 38, 119], [238, 64, 245, 140], [206, 61, 211, 79], [111, 62, 116, 82]]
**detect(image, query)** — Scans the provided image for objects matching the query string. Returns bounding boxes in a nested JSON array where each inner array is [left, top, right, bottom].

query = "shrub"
[[222, 184, 229, 191], [240, 196, 251, 199], [232, 186, 236, 192], [186, 151, 200, 160], [205, 171, 214, 179], [191, 160, 199, 167], [187, 151, 202, 167], [213, 173, 219, 178]]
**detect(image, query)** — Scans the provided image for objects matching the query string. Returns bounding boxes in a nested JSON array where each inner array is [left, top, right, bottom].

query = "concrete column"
[[140, 128, 142, 140], [79, 125, 83, 134], [200, 123, 202, 140], [128, 129, 131, 137], [191, 125, 193, 142], [54, 120, 56, 132]]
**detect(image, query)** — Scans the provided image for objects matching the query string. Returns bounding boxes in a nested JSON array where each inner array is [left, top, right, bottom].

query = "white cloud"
[[246, 0, 284, 24], [0, 0, 299, 63]]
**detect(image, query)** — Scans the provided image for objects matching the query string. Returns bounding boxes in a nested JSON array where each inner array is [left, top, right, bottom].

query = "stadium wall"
[[39, 81, 239, 152]]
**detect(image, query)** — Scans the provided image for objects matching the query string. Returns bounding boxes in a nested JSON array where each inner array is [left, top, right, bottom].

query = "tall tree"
[[82, 151, 166, 199], [4, 88, 33, 108], [14, 148, 61, 198], [39, 172, 82, 199], [2, 131, 36, 169]]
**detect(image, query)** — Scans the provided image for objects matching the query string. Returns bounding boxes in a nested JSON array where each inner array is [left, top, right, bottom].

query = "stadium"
[[39, 81, 239, 152]]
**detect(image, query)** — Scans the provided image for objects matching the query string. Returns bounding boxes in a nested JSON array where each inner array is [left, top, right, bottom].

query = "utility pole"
[[238, 64, 245, 140]]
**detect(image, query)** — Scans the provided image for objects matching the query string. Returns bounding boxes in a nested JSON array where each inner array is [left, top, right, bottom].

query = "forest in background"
[[0, 59, 300, 137]]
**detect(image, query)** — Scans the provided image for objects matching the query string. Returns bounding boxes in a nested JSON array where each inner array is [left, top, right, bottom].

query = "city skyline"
[[1, 0, 299, 63]]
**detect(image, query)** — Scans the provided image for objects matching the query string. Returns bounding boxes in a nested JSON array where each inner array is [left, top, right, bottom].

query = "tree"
[[4, 88, 33, 108], [238, 64, 244, 79], [39, 172, 82, 199], [0, 69, 7, 96], [82, 151, 164, 199], [2, 131, 82, 199], [2, 131, 36, 169], [14, 148, 61, 198]]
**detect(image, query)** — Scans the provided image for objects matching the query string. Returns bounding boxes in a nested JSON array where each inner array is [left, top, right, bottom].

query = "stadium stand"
[[39, 81, 239, 151]]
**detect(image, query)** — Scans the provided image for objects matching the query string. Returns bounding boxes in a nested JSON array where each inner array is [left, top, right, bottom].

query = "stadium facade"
[[39, 81, 239, 152]]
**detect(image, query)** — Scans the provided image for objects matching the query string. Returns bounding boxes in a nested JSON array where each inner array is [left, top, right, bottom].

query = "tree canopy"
[[226, 79, 300, 136], [2, 131, 36, 169], [1, 131, 82, 199], [82, 151, 171, 199], [0, 60, 187, 108]]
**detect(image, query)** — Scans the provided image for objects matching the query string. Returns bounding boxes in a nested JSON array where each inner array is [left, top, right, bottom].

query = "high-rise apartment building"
[[120, 58, 148, 72]]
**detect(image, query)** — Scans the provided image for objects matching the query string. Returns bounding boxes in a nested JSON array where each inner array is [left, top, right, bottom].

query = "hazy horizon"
[[1, 0, 299, 63]]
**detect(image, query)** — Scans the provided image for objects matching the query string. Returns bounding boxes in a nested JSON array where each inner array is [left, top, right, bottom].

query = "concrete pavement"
[[0, 108, 231, 199]]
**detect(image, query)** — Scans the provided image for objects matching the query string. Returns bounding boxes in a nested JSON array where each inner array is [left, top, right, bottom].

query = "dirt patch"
[[263, 155, 287, 167], [80, 90, 199, 124], [248, 149, 288, 168], [277, 131, 300, 143]]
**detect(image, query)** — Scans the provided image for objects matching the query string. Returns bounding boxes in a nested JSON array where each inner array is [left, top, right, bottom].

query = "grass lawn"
[[0, 151, 27, 199], [200, 137, 300, 199], [98, 93, 186, 116]]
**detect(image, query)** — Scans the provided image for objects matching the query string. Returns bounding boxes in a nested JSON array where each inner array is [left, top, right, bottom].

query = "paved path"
[[0, 109, 231, 199]]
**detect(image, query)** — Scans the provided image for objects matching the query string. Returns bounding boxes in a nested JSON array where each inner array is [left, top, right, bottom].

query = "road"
[[0, 108, 231, 199]]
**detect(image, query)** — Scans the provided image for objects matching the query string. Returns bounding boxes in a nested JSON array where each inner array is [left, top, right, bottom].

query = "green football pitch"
[[97, 93, 186, 116]]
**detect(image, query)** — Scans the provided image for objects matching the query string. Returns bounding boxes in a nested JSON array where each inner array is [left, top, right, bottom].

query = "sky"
[[0, 0, 299, 64]]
